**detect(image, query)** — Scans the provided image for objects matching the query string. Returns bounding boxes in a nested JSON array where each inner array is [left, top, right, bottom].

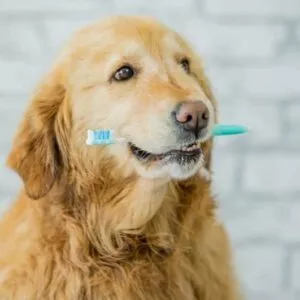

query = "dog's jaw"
[[130, 151, 205, 181]]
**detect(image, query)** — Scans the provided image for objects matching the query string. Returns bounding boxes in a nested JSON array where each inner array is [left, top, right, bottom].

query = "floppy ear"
[[6, 66, 70, 200]]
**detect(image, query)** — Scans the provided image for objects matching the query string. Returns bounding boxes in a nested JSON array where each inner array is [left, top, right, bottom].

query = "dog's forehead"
[[73, 17, 185, 56], [162, 33, 183, 52], [115, 24, 185, 55]]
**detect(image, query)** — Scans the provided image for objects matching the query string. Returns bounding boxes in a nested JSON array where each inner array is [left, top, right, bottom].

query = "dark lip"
[[128, 142, 202, 163]]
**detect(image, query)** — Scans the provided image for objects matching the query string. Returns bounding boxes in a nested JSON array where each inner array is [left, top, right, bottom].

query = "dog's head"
[[7, 16, 217, 200]]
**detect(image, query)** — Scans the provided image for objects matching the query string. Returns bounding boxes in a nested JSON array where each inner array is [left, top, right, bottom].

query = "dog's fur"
[[0, 16, 241, 299]]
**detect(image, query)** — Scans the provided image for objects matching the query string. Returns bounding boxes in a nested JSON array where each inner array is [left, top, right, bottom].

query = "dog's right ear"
[[6, 65, 71, 200]]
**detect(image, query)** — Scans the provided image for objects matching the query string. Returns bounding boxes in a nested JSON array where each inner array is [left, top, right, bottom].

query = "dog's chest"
[[84, 257, 200, 300]]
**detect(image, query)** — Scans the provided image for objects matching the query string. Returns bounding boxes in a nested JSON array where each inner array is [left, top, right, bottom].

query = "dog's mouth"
[[129, 142, 202, 164]]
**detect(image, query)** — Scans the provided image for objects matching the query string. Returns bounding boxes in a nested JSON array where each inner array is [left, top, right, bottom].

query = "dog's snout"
[[173, 101, 209, 133]]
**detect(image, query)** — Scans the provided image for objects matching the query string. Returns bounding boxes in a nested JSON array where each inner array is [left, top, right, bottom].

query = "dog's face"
[[70, 16, 216, 181], [7, 16, 217, 200]]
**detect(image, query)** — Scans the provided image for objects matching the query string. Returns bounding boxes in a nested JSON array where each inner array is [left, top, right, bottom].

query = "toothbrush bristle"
[[96, 130, 111, 140], [86, 129, 128, 145]]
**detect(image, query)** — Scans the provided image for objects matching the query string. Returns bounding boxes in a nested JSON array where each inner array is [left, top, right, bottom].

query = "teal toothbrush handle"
[[212, 124, 248, 136]]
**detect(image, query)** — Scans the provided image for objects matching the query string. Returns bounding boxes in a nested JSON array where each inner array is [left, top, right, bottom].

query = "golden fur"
[[0, 16, 241, 299]]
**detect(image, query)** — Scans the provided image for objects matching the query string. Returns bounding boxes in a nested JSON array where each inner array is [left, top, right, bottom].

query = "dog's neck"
[[36, 169, 215, 263]]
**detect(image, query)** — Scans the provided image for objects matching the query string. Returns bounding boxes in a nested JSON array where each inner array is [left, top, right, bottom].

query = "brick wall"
[[0, 0, 299, 299]]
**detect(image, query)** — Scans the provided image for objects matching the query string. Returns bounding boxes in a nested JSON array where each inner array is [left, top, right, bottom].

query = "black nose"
[[173, 101, 209, 134]]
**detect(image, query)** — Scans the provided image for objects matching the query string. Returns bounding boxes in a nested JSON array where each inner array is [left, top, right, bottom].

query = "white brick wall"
[[0, 97, 26, 146], [114, 0, 195, 10], [243, 153, 300, 193], [0, 61, 45, 94], [207, 63, 300, 100], [225, 201, 300, 243], [44, 19, 95, 53], [0, 0, 299, 299], [204, 0, 300, 17], [291, 250, 300, 290], [183, 20, 287, 59], [235, 245, 284, 292], [286, 104, 300, 148], [0, 21, 43, 60], [0, 0, 102, 12], [218, 101, 282, 146]]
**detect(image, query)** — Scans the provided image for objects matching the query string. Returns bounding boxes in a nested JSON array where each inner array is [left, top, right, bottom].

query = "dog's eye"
[[113, 66, 134, 81], [180, 58, 190, 73]]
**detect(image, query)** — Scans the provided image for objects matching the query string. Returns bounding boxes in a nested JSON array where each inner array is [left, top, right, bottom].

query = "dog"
[[0, 16, 241, 299]]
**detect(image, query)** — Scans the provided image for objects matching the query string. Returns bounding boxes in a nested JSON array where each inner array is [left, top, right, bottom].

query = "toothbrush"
[[212, 124, 248, 136], [86, 124, 249, 145], [86, 129, 126, 145]]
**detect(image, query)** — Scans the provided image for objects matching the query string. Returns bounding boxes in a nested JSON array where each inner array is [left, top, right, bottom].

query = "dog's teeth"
[[179, 142, 201, 152]]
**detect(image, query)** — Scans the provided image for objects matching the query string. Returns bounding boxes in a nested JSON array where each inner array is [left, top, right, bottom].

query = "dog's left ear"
[[6, 65, 71, 200]]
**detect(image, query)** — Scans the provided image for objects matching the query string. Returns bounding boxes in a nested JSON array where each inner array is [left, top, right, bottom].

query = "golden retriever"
[[0, 16, 241, 300]]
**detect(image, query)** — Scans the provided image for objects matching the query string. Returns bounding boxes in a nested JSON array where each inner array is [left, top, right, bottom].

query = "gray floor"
[[0, 0, 300, 299]]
